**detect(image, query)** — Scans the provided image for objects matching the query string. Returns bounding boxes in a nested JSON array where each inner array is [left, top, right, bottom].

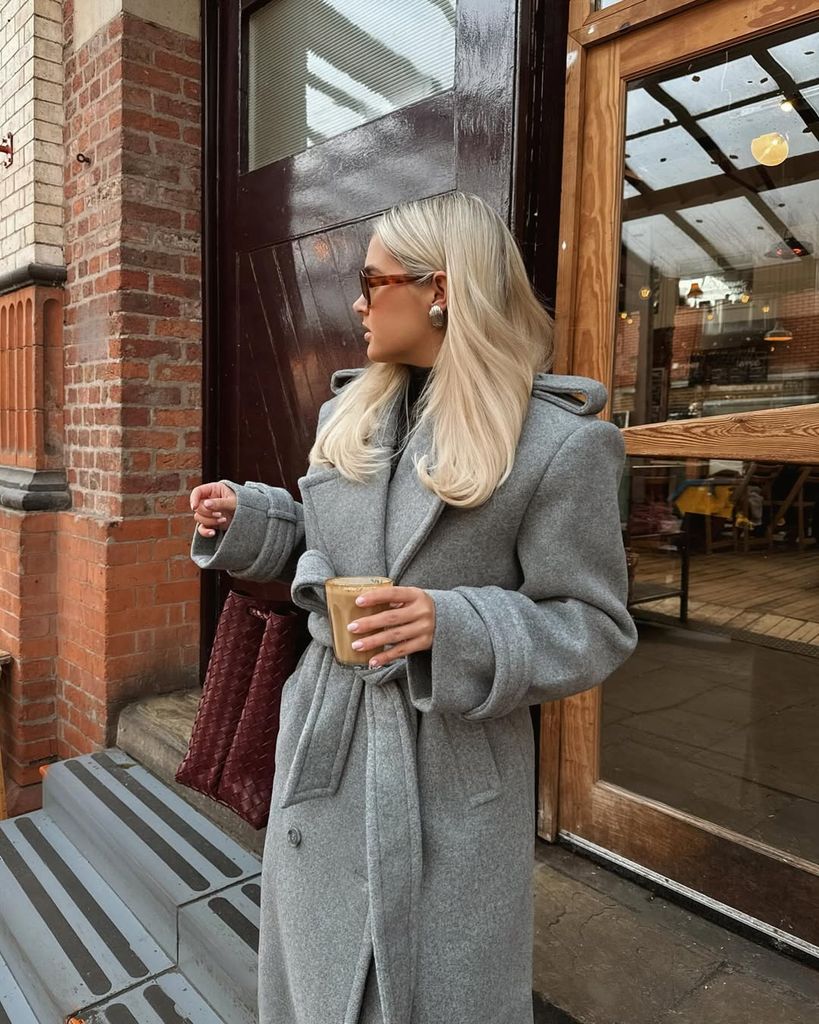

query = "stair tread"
[[0, 951, 39, 1024], [45, 749, 261, 958], [0, 749, 263, 1023], [76, 970, 230, 1024], [0, 810, 172, 1022], [179, 879, 261, 1024]]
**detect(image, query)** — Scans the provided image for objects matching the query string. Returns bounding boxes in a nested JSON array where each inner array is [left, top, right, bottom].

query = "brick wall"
[[0, 0, 64, 268], [0, 2, 204, 813], [53, 1, 203, 760]]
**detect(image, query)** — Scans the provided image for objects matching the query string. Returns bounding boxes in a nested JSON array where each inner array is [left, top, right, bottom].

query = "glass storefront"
[[612, 21, 819, 426], [604, 455, 819, 863]]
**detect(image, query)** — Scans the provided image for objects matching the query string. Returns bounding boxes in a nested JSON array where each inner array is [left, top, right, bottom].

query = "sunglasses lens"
[[359, 271, 370, 307]]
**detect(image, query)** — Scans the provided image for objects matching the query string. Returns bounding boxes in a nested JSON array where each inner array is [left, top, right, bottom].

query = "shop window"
[[611, 21, 819, 426]]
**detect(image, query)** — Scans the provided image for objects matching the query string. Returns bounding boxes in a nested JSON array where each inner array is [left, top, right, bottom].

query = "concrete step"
[[0, 810, 171, 1023], [117, 689, 266, 856], [178, 879, 261, 1024], [43, 749, 261, 960], [74, 970, 230, 1024], [0, 950, 39, 1024]]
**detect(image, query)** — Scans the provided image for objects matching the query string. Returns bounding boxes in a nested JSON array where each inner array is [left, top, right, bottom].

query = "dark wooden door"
[[201, 0, 525, 632]]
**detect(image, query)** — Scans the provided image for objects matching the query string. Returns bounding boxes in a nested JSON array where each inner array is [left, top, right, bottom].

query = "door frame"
[[540, 0, 819, 949]]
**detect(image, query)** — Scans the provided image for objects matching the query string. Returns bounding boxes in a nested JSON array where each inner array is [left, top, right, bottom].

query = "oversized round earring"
[[429, 304, 446, 329]]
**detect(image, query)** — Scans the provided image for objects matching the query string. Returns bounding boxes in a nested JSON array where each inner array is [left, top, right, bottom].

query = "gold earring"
[[429, 304, 446, 329]]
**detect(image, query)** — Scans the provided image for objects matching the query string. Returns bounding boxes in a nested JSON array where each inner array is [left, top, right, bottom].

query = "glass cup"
[[324, 576, 393, 666]]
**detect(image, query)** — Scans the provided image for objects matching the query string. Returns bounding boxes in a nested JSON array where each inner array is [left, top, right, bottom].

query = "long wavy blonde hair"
[[309, 192, 554, 508]]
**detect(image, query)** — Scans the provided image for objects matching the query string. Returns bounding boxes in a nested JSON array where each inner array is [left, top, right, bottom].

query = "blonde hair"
[[309, 192, 554, 508]]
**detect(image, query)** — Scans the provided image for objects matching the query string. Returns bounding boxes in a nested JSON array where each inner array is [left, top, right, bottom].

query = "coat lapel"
[[299, 397, 445, 584], [385, 415, 445, 582]]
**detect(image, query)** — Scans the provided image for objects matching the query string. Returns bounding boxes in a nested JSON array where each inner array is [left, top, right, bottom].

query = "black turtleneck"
[[390, 365, 432, 478]]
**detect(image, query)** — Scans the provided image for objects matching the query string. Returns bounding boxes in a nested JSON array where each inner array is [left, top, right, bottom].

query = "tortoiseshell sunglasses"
[[358, 269, 426, 309]]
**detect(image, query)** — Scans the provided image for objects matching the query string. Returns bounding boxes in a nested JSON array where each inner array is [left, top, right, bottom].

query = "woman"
[[190, 192, 637, 1024]]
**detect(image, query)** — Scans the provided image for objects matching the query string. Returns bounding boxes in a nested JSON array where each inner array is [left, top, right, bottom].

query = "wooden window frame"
[[540, 0, 819, 949]]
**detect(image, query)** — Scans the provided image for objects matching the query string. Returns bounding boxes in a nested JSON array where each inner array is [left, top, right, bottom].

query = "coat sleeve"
[[405, 419, 637, 719], [190, 480, 305, 583]]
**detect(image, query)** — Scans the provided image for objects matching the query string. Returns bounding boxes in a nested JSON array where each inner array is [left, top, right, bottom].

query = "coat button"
[[287, 827, 302, 847]]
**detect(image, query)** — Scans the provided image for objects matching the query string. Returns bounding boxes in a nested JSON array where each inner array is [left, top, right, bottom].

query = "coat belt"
[[285, 549, 421, 1024]]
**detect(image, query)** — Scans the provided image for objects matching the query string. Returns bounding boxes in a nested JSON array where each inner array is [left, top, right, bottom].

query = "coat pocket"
[[442, 714, 501, 808]]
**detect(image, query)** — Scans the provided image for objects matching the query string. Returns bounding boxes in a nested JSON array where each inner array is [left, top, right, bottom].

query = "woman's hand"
[[347, 586, 436, 669], [190, 481, 238, 538]]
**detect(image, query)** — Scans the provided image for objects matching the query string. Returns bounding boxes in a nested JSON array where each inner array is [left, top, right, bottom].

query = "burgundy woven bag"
[[176, 590, 303, 829]]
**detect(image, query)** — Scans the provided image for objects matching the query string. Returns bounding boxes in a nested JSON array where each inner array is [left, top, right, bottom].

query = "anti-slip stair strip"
[[0, 826, 113, 995], [64, 760, 213, 891], [15, 816, 149, 978], [91, 752, 244, 878], [177, 881, 260, 1024], [208, 895, 260, 952], [0, 810, 171, 1022], [242, 881, 261, 906], [78, 972, 228, 1024]]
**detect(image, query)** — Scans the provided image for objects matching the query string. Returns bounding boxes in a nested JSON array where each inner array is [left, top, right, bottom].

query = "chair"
[[767, 465, 819, 550]]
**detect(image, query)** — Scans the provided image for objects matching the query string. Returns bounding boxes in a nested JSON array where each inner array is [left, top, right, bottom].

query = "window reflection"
[[613, 21, 819, 425], [607, 456, 819, 863], [247, 0, 457, 172]]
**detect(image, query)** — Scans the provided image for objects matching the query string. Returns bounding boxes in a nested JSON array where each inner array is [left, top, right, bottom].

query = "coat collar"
[[298, 401, 444, 583]]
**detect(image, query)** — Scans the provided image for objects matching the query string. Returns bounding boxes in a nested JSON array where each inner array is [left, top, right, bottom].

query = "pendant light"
[[764, 321, 793, 343]]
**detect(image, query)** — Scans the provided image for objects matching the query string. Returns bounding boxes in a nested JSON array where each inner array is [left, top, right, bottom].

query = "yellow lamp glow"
[[639, 286, 651, 299], [750, 131, 789, 167]]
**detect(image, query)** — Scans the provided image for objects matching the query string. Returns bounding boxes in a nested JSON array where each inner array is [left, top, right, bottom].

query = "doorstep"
[[116, 688, 266, 856]]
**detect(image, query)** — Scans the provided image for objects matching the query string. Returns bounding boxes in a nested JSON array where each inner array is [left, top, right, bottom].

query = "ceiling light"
[[765, 236, 813, 259], [750, 131, 789, 166], [779, 97, 794, 112]]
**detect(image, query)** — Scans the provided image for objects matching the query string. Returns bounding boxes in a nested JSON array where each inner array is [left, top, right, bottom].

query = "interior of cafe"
[[600, 22, 818, 869]]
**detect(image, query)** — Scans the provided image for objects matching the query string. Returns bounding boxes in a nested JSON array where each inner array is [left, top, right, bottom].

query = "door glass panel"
[[605, 455, 819, 862], [246, 0, 457, 172], [612, 19, 819, 426]]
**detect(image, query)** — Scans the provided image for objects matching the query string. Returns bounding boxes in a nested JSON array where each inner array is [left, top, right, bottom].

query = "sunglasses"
[[358, 269, 426, 309]]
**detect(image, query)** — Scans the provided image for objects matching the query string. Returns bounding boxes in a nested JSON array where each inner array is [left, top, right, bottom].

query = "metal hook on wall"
[[0, 133, 12, 169]]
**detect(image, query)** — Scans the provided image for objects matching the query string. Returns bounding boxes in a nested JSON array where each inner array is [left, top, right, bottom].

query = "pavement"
[[533, 842, 819, 1023]]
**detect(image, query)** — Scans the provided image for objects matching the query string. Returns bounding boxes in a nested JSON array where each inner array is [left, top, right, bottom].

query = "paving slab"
[[533, 842, 819, 1024], [661, 964, 819, 1024]]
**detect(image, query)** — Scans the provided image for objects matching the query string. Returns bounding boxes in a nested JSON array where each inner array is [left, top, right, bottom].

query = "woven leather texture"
[[176, 590, 301, 829]]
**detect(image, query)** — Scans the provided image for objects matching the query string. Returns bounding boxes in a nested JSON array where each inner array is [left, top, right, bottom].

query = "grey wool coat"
[[191, 370, 638, 1024]]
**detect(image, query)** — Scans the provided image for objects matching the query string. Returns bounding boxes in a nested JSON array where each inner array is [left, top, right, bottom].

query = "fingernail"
[[355, 595, 365, 606], [369, 659, 379, 669], [347, 622, 359, 632], [203, 500, 213, 509], [351, 640, 363, 651]]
